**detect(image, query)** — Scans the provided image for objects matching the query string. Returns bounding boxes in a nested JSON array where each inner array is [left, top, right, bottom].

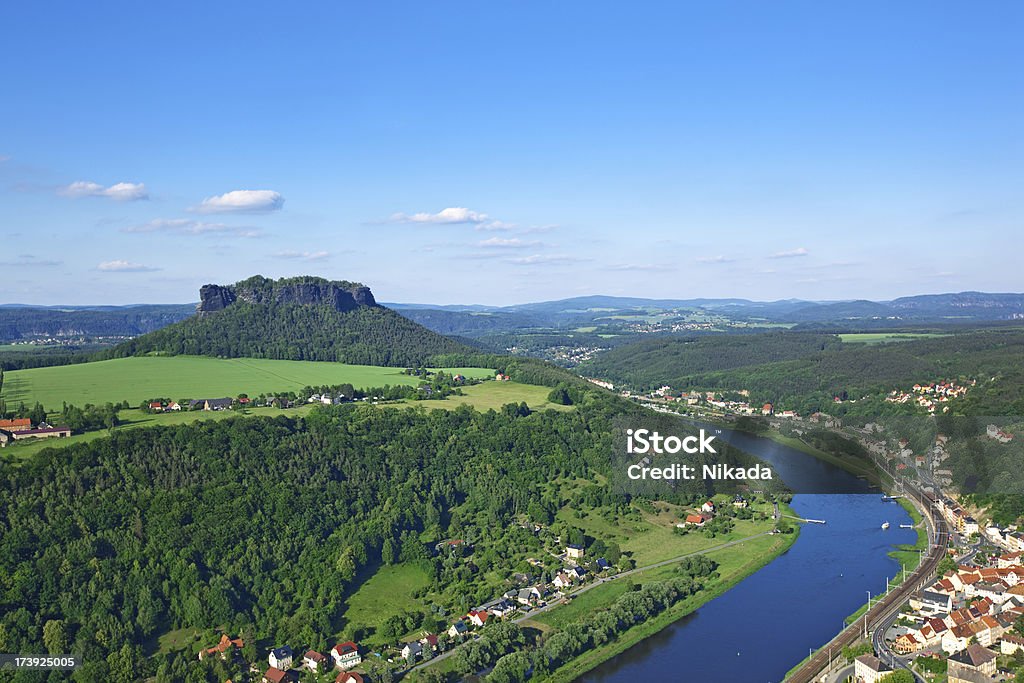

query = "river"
[[580, 425, 915, 683]]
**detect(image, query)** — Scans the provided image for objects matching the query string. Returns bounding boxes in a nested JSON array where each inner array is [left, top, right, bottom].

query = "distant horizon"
[[3, 286, 1024, 311]]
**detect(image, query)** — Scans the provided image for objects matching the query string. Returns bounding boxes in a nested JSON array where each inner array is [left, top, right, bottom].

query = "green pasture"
[[0, 356, 492, 410]]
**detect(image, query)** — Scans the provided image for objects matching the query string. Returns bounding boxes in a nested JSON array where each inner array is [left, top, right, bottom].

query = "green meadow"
[[0, 356, 493, 411], [838, 332, 947, 344], [408, 380, 574, 412]]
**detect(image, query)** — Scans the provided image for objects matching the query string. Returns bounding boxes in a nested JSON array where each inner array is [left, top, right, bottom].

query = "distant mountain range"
[[385, 292, 1024, 336], [386, 291, 1024, 319], [2, 291, 1023, 344]]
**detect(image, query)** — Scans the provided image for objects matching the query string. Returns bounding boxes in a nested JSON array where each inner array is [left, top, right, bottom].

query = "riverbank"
[[719, 418, 880, 483], [536, 505, 800, 682]]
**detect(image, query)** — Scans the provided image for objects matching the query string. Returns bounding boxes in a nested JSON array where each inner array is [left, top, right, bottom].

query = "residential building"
[[467, 610, 489, 627], [401, 641, 422, 661], [269, 646, 293, 670], [0, 418, 32, 432], [303, 650, 328, 672], [947, 644, 997, 682], [330, 642, 361, 670], [853, 654, 892, 683], [263, 668, 295, 683], [198, 634, 244, 660]]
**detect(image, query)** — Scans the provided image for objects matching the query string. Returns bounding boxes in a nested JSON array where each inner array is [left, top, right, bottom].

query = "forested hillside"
[[580, 330, 1024, 416], [0, 391, 755, 681], [104, 302, 474, 367], [578, 333, 840, 388], [0, 304, 195, 342]]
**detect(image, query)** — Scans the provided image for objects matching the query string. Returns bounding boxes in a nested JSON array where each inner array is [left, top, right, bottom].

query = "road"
[[785, 483, 947, 683], [409, 531, 773, 673]]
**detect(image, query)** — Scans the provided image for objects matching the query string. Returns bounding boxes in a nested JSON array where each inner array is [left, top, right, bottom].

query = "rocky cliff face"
[[197, 276, 378, 315]]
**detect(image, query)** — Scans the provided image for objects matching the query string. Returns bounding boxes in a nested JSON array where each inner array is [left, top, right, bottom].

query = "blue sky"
[[1, 1, 1021, 305]]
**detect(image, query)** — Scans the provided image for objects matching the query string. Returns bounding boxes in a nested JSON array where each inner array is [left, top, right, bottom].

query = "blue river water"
[[581, 427, 916, 683]]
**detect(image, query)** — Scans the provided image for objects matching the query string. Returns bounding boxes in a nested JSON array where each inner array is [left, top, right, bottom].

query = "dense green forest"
[[0, 382, 757, 682], [103, 302, 475, 367], [578, 333, 841, 388], [580, 329, 1024, 416]]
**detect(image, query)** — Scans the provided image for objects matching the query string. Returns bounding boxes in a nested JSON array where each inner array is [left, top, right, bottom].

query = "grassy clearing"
[[556, 498, 776, 567], [405, 381, 574, 413], [341, 563, 432, 647], [0, 356, 492, 411], [838, 333, 947, 344]]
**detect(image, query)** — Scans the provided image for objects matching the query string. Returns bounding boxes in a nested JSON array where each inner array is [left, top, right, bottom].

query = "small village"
[[191, 536, 629, 683], [858, 534, 1024, 682]]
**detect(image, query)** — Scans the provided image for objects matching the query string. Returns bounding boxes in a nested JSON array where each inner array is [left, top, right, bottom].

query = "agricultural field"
[[408, 380, 574, 412], [838, 332, 947, 344], [0, 356, 493, 410]]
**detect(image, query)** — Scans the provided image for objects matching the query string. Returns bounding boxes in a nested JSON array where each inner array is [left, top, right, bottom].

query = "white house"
[[269, 646, 293, 670], [302, 650, 328, 672], [401, 641, 422, 661]]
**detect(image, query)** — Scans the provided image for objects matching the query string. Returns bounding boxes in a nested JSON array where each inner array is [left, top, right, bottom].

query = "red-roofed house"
[[468, 610, 489, 627], [336, 673, 364, 683], [330, 642, 361, 670], [262, 668, 295, 683], [684, 513, 706, 527], [198, 634, 244, 660], [894, 633, 920, 654], [0, 418, 32, 432]]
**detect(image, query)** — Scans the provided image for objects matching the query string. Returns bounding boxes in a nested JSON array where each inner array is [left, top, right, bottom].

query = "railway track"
[[785, 485, 947, 683]]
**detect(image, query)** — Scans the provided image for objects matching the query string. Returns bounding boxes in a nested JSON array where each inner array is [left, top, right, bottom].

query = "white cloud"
[[0, 155, 10, 163], [125, 218, 262, 238], [507, 254, 587, 265], [478, 237, 542, 249], [768, 247, 810, 259], [606, 263, 675, 272], [696, 255, 735, 264], [389, 207, 489, 224], [475, 220, 517, 231], [60, 180, 149, 201], [194, 189, 284, 213], [272, 250, 331, 262], [97, 260, 160, 272]]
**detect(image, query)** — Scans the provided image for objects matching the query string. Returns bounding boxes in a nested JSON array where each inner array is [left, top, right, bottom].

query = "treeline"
[[100, 302, 475, 367]]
